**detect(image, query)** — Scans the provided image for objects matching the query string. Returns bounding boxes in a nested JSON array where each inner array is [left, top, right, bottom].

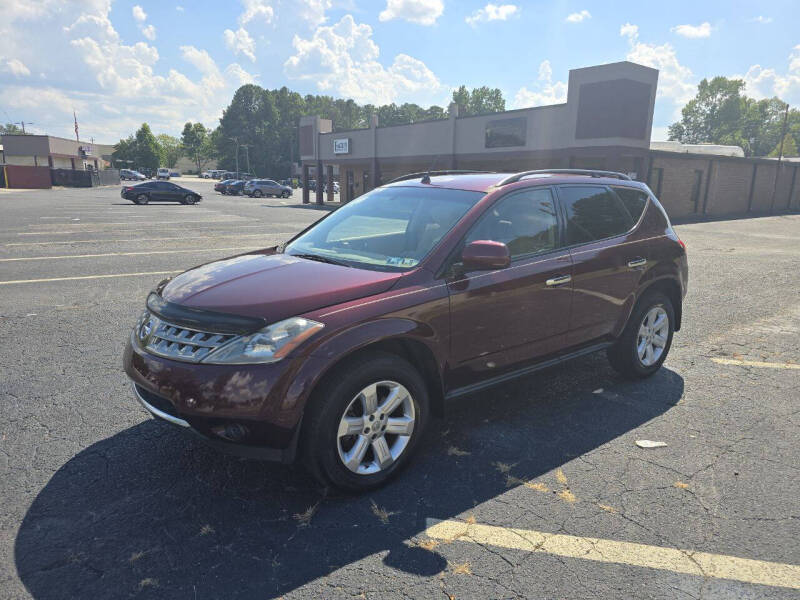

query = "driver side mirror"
[[461, 240, 510, 271]]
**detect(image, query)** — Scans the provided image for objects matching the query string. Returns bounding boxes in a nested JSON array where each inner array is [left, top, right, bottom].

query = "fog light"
[[212, 423, 249, 442]]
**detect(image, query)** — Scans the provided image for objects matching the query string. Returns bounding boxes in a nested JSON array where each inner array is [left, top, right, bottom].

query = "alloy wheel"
[[637, 306, 669, 366], [336, 380, 415, 475]]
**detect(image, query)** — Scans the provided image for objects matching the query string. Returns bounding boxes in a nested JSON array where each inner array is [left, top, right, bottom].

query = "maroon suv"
[[124, 169, 688, 491]]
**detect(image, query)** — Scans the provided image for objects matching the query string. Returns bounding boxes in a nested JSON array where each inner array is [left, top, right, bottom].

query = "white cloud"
[[753, 15, 772, 24], [176, 5, 185, 12], [565, 10, 590, 24], [3, 58, 31, 77], [284, 14, 444, 105], [132, 5, 147, 22], [0, 2, 256, 140], [621, 22, 695, 105], [736, 45, 800, 103], [296, 0, 332, 28], [224, 27, 256, 62], [619, 22, 638, 38], [141, 24, 156, 40], [239, 0, 274, 25], [512, 59, 567, 108], [379, 0, 444, 26], [466, 3, 519, 27], [671, 22, 711, 39]]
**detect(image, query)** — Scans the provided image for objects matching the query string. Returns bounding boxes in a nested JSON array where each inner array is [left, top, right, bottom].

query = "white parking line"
[[425, 520, 800, 590], [0, 246, 258, 262], [16, 224, 266, 235], [3, 233, 290, 247], [0, 271, 178, 285], [711, 357, 800, 370]]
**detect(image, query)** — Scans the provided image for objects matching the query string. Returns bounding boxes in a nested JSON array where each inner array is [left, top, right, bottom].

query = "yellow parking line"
[[0, 271, 178, 285], [425, 520, 800, 590], [712, 357, 800, 370], [0, 247, 258, 262]]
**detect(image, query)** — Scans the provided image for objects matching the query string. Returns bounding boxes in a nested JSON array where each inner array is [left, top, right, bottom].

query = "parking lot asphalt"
[[1, 180, 798, 599]]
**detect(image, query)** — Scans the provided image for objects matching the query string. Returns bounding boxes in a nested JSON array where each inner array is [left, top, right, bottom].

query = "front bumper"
[[123, 333, 327, 462]]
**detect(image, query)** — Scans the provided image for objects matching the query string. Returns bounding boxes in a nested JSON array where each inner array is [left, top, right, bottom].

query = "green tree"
[[451, 85, 505, 116], [181, 122, 214, 173], [156, 134, 182, 168], [0, 123, 26, 135], [668, 77, 799, 157], [216, 85, 278, 176], [768, 132, 799, 158], [112, 135, 137, 168], [134, 123, 160, 170]]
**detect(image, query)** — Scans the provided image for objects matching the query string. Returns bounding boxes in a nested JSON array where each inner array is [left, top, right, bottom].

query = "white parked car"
[[201, 171, 213, 178], [156, 168, 170, 180]]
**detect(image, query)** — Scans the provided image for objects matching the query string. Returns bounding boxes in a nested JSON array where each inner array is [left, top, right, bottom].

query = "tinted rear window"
[[612, 186, 649, 223], [559, 185, 634, 245]]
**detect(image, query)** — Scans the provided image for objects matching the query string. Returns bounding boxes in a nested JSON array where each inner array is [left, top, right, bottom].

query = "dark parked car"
[[244, 179, 292, 198], [124, 169, 687, 491], [214, 179, 234, 193], [223, 180, 245, 195], [121, 181, 202, 205]]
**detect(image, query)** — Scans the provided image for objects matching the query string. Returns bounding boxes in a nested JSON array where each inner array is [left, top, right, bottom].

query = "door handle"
[[546, 275, 572, 287], [627, 258, 647, 268]]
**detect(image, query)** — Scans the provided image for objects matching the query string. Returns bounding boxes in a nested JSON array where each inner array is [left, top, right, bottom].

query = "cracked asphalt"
[[1, 180, 798, 599]]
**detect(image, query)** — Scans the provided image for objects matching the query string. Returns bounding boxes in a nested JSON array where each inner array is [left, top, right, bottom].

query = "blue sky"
[[1, 0, 798, 142]]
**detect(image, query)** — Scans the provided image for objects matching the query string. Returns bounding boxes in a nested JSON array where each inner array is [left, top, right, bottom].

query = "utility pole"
[[769, 102, 790, 213], [229, 136, 239, 177], [17, 121, 34, 134], [241, 144, 251, 175]]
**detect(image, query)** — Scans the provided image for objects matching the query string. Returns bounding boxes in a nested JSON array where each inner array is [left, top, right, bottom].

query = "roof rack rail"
[[387, 170, 494, 184], [496, 169, 631, 186]]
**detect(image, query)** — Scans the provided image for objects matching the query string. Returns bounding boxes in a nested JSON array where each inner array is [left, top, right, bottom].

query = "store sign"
[[333, 138, 350, 154]]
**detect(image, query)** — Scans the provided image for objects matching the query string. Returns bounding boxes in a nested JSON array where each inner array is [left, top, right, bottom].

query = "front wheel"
[[302, 353, 429, 492], [182, 194, 197, 205], [607, 291, 675, 379], [281, 190, 290, 198], [253, 189, 263, 198]]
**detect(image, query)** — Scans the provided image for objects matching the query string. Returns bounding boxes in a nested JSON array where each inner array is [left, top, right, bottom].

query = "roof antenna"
[[421, 154, 440, 184]]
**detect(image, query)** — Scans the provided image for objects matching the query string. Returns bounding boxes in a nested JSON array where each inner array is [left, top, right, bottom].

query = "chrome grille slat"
[[143, 316, 236, 363]]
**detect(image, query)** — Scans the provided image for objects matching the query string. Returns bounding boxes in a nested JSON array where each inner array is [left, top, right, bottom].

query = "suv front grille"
[[144, 317, 236, 363]]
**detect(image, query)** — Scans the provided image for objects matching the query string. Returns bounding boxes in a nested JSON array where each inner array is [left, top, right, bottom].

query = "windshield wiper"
[[291, 253, 350, 267]]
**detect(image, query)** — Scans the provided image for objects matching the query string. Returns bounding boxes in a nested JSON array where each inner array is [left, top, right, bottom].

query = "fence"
[[50, 168, 120, 187], [2, 165, 52, 189]]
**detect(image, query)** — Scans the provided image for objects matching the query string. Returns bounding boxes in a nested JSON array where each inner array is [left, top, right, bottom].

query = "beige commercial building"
[[0, 134, 114, 171], [298, 60, 800, 219]]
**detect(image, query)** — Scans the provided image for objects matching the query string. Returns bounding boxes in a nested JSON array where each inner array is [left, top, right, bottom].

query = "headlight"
[[201, 317, 324, 364]]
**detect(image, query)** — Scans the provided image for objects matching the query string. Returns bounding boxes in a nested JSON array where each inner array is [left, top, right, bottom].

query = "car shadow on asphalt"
[[14, 355, 683, 599]]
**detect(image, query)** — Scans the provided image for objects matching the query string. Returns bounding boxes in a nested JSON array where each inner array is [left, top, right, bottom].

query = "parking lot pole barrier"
[[326, 165, 334, 202], [302, 164, 310, 204], [315, 160, 324, 205]]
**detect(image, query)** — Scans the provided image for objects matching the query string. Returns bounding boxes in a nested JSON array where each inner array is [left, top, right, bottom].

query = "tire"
[[302, 352, 429, 492], [281, 190, 290, 198], [253, 189, 263, 198], [182, 194, 196, 205], [134, 194, 149, 205], [607, 291, 675, 379]]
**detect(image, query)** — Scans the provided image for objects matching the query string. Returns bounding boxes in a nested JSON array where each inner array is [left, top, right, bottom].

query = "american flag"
[[73, 110, 79, 142]]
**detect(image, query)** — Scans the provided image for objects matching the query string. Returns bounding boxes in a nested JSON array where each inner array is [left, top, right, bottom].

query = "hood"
[[160, 251, 402, 323]]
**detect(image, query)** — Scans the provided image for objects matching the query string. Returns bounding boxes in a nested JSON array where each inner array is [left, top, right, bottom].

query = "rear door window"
[[558, 185, 634, 245], [465, 188, 559, 259], [611, 186, 649, 223]]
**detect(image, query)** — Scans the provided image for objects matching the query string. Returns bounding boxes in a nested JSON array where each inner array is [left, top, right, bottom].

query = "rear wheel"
[[607, 291, 674, 379], [134, 194, 149, 205], [302, 352, 428, 492]]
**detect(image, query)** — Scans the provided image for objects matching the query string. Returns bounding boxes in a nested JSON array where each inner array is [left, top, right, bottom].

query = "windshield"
[[284, 186, 483, 271]]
